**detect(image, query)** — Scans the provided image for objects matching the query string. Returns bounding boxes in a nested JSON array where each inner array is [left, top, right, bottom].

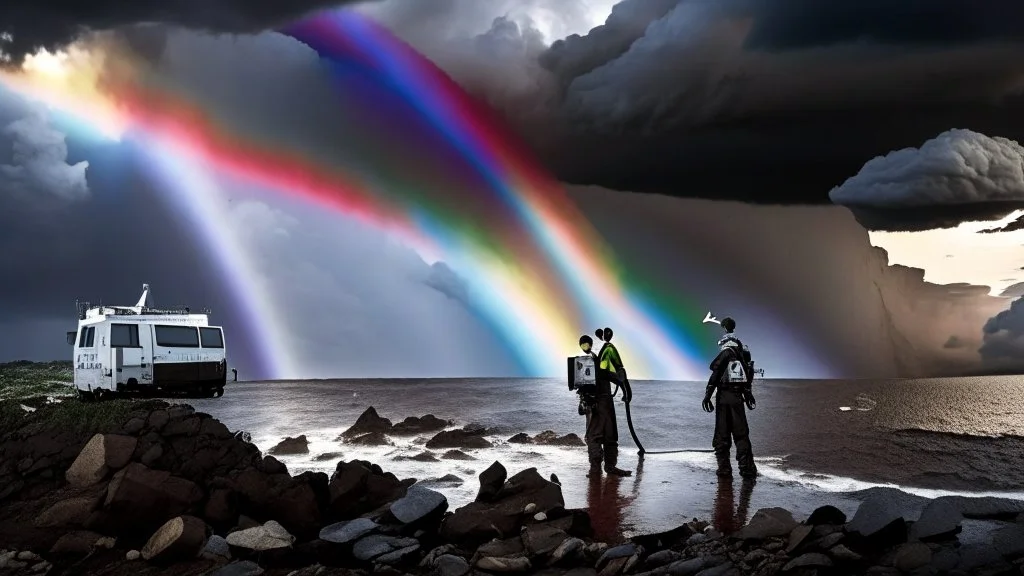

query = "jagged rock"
[[782, 553, 832, 571], [476, 556, 532, 572], [327, 460, 407, 519], [930, 548, 959, 571], [847, 493, 907, 546], [936, 496, 1024, 520], [378, 544, 421, 565], [35, 494, 100, 527], [389, 485, 448, 524], [598, 543, 638, 568], [436, 554, 470, 576], [743, 549, 770, 564], [993, 524, 1024, 558], [442, 450, 475, 461], [202, 535, 232, 561], [225, 520, 295, 551], [893, 542, 932, 572], [49, 530, 105, 555], [392, 415, 451, 435], [956, 544, 1009, 572], [420, 474, 463, 485], [210, 560, 264, 576], [441, 468, 565, 547], [314, 452, 344, 462], [352, 534, 419, 562], [141, 515, 210, 563], [396, 451, 439, 463], [805, 505, 847, 526], [320, 518, 379, 544], [815, 532, 844, 549], [600, 556, 630, 576], [508, 433, 532, 444], [348, 432, 394, 446], [426, 427, 493, 450], [687, 533, 708, 546], [551, 537, 586, 564], [532, 431, 586, 447], [477, 461, 508, 502], [786, 525, 813, 553], [476, 537, 525, 559], [65, 433, 138, 487], [910, 499, 963, 541], [829, 544, 862, 562], [737, 508, 799, 540], [341, 407, 393, 438], [522, 524, 569, 557], [99, 462, 204, 536]]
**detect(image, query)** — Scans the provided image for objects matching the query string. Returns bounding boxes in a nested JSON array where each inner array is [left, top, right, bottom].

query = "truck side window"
[[111, 324, 140, 348], [78, 328, 87, 348], [84, 326, 95, 348], [200, 327, 224, 348]]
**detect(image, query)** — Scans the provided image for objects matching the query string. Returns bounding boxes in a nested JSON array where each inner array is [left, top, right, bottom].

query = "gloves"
[[702, 395, 714, 413], [743, 391, 756, 410]]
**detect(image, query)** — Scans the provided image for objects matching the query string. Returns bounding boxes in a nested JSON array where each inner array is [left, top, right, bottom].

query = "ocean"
[[179, 376, 1024, 543]]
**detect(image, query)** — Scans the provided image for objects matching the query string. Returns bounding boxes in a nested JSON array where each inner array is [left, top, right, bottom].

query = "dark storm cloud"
[[980, 298, 1024, 371], [0, 0, 368, 66], [422, 262, 471, 305], [364, 0, 1024, 205]]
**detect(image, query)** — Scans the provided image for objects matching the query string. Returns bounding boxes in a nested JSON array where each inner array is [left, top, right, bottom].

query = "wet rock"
[[65, 433, 138, 487], [141, 515, 210, 563], [225, 520, 295, 551], [936, 496, 1024, 520], [259, 455, 287, 475], [993, 524, 1024, 558], [436, 554, 470, 576], [930, 548, 959, 572], [347, 432, 393, 446], [508, 433, 532, 444], [956, 544, 1008, 572], [695, 563, 735, 576], [49, 530, 105, 555], [737, 508, 799, 540], [894, 543, 932, 572], [910, 499, 963, 541], [389, 485, 448, 524], [829, 545, 862, 562], [35, 494, 100, 527], [551, 537, 586, 564], [476, 556, 532, 572], [397, 451, 439, 463], [782, 553, 832, 571], [847, 493, 907, 545], [477, 536, 525, 559], [341, 407, 393, 438], [420, 474, 463, 485], [442, 450, 475, 461], [352, 534, 419, 562], [392, 415, 451, 435], [202, 535, 232, 561], [314, 452, 344, 462], [666, 557, 707, 575], [210, 560, 264, 576], [327, 460, 407, 519], [477, 461, 508, 502], [320, 517, 379, 544], [598, 543, 638, 568], [532, 431, 586, 446], [786, 524, 813, 553], [99, 462, 204, 536], [426, 426, 493, 450], [805, 505, 847, 526], [522, 524, 569, 557], [378, 543, 422, 565], [815, 532, 844, 550], [743, 549, 770, 564]]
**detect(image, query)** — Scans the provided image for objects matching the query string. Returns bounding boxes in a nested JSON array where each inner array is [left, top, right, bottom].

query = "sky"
[[1, 0, 1023, 379]]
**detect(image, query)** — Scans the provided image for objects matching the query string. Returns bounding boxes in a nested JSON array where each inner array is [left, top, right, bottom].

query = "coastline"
[[1, 394, 1023, 575]]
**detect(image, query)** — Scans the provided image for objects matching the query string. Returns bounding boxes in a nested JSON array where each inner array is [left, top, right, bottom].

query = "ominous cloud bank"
[[829, 130, 1024, 231]]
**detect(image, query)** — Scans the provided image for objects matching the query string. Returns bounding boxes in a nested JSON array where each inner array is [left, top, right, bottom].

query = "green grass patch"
[[0, 360, 75, 401], [0, 397, 149, 438]]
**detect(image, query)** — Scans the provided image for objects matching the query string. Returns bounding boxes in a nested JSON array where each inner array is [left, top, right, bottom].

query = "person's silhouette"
[[711, 477, 756, 535]]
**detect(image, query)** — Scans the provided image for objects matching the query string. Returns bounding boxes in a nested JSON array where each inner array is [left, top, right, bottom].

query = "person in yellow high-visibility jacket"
[[590, 327, 632, 478]]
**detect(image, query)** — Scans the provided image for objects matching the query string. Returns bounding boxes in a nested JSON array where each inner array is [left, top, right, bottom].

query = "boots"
[[587, 459, 603, 478], [716, 454, 732, 477], [605, 465, 632, 477]]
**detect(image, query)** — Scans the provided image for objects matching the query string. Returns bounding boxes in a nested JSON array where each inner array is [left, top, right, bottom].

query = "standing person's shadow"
[[712, 477, 756, 535], [586, 472, 638, 544]]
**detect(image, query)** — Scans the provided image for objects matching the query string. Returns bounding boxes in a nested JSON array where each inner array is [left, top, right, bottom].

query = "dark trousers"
[[585, 395, 619, 467], [712, 389, 755, 473]]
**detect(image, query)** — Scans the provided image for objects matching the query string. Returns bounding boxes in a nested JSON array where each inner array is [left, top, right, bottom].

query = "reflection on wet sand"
[[712, 477, 756, 534], [586, 467, 640, 544]]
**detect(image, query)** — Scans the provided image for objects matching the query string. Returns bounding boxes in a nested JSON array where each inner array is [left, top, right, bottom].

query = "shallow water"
[[178, 376, 1024, 543]]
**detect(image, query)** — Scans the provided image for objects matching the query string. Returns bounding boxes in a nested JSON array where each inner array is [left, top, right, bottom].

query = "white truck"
[[66, 284, 229, 400]]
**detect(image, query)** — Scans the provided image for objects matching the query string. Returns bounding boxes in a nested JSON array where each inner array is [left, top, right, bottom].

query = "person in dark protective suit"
[[588, 327, 631, 478], [702, 317, 758, 479]]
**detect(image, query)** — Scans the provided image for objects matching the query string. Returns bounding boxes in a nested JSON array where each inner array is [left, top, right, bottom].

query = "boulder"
[[426, 427, 493, 450], [508, 433, 532, 444], [65, 433, 138, 487], [35, 494, 101, 527], [442, 450, 476, 461], [805, 505, 847, 526], [551, 537, 586, 565], [829, 544, 862, 562], [202, 535, 232, 561], [893, 542, 932, 572], [909, 499, 963, 541], [389, 485, 448, 525], [141, 515, 210, 563], [347, 432, 394, 446], [267, 435, 309, 455], [782, 553, 832, 571], [786, 524, 813, 553], [352, 534, 419, 562], [476, 556, 532, 572], [341, 407, 393, 438], [314, 452, 344, 462], [936, 496, 1024, 520], [956, 543, 1009, 572], [320, 518, 379, 544], [436, 554, 471, 576], [98, 462, 204, 536], [846, 493, 907, 546], [993, 524, 1024, 559], [225, 520, 295, 552], [327, 460, 407, 520], [49, 530, 106, 555], [392, 415, 451, 435], [522, 524, 569, 557], [532, 431, 586, 446], [441, 468, 564, 547], [736, 508, 799, 540]]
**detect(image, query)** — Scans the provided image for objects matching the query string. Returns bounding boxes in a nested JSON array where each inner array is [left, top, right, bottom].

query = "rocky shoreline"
[[1, 399, 1023, 576]]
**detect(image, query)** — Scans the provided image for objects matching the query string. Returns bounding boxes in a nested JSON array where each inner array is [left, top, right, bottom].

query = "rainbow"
[[0, 9, 714, 379]]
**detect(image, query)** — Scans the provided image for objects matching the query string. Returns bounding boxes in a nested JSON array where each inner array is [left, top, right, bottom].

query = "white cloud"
[[0, 106, 89, 201]]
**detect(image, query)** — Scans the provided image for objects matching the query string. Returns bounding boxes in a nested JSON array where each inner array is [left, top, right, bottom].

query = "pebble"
[[524, 503, 537, 514], [17, 551, 38, 561], [534, 512, 548, 522], [126, 550, 141, 561]]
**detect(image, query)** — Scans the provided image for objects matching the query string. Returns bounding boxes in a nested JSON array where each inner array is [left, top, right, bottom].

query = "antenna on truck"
[[135, 284, 150, 309]]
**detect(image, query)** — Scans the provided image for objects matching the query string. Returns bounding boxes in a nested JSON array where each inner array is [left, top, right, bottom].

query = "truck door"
[[110, 323, 145, 387]]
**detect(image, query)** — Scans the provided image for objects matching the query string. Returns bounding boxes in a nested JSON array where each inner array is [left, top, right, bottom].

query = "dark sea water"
[[179, 376, 1024, 543]]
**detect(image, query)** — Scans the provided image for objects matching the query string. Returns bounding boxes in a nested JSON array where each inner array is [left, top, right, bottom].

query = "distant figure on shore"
[[702, 317, 758, 479], [232, 368, 238, 382]]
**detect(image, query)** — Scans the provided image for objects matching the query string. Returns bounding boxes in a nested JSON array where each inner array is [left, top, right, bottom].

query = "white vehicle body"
[[67, 284, 228, 396]]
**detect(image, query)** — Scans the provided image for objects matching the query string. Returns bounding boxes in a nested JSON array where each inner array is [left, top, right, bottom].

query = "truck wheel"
[[213, 387, 224, 398], [77, 390, 94, 402]]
